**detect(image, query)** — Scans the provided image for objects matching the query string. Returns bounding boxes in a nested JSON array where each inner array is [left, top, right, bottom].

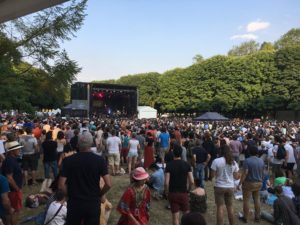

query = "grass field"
[[19, 160, 273, 225]]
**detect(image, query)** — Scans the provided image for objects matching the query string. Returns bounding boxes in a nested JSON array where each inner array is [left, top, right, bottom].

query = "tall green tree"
[[192, 54, 204, 64], [274, 28, 300, 49], [228, 41, 260, 56], [0, 0, 87, 111]]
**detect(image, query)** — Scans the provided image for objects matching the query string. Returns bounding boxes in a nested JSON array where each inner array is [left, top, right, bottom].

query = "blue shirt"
[[2, 156, 23, 190], [159, 132, 170, 148], [243, 156, 264, 182], [149, 168, 164, 194], [0, 175, 10, 216]]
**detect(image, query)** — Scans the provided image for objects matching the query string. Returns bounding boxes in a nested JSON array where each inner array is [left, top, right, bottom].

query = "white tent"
[[137, 106, 157, 119]]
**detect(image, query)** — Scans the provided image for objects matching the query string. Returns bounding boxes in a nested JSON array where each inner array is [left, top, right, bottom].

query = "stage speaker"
[[71, 82, 88, 100]]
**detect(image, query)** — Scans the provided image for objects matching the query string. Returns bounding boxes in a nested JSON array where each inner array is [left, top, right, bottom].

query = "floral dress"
[[117, 185, 151, 225]]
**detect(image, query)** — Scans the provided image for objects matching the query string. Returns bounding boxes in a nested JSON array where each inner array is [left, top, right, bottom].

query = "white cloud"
[[230, 34, 258, 40], [246, 21, 270, 32]]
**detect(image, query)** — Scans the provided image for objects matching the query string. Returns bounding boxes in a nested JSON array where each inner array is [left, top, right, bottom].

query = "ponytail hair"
[[220, 145, 234, 165]]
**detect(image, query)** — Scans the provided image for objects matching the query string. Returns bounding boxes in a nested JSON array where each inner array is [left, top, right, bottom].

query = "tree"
[[0, 0, 87, 111], [274, 28, 300, 49], [193, 54, 204, 64], [228, 41, 260, 56], [260, 42, 274, 51]]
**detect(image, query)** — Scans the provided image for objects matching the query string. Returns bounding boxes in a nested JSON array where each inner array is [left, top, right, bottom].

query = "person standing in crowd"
[[70, 129, 79, 152], [158, 127, 170, 167], [106, 130, 121, 176], [0, 174, 14, 225], [117, 167, 151, 225], [64, 125, 73, 143], [229, 134, 243, 163], [165, 144, 194, 225], [42, 131, 58, 179], [283, 138, 296, 179], [211, 145, 240, 225], [192, 139, 210, 188], [271, 136, 285, 180], [2, 141, 23, 225], [19, 127, 39, 185], [144, 132, 155, 169], [121, 132, 130, 165], [56, 131, 66, 162], [95, 125, 104, 153], [127, 133, 140, 175], [58, 131, 111, 225], [238, 145, 265, 223], [136, 130, 145, 161], [202, 132, 217, 181]]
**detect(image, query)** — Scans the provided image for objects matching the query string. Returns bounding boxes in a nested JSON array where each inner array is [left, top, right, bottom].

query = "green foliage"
[[260, 42, 275, 51], [274, 28, 300, 49], [228, 41, 260, 56], [193, 54, 204, 64], [0, 0, 87, 112]]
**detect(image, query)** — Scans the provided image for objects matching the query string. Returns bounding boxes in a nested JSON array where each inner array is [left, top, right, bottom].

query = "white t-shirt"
[[129, 139, 139, 154], [44, 201, 67, 225], [211, 157, 239, 188], [106, 136, 121, 154], [285, 143, 296, 163]]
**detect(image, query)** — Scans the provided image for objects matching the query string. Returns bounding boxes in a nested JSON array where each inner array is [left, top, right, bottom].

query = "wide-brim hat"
[[5, 141, 23, 152], [132, 167, 149, 181]]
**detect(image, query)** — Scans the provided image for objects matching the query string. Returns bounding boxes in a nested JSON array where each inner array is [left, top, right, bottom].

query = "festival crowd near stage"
[[0, 113, 300, 225]]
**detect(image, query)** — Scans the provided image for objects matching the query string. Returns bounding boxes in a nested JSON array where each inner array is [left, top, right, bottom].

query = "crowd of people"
[[0, 115, 300, 225]]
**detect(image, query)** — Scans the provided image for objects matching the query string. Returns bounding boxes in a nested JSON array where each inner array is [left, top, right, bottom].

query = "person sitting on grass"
[[44, 189, 67, 225], [274, 185, 300, 225], [292, 182, 300, 218], [147, 163, 164, 199]]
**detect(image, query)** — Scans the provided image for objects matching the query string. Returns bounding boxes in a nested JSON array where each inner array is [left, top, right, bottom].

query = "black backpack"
[[276, 145, 286, 160]]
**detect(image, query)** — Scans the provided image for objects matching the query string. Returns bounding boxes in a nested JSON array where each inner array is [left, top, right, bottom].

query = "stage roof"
[[0, 0, 69, 24]]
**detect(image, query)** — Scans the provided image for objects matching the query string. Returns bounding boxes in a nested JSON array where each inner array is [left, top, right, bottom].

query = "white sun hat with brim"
[[5, 141, 23, 152]]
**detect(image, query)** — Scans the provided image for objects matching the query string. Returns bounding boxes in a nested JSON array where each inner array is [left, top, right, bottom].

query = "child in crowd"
[[189, 180, 207, 214]]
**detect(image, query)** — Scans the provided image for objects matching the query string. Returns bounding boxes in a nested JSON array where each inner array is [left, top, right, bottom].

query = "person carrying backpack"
[[272, 136, 286, 180]]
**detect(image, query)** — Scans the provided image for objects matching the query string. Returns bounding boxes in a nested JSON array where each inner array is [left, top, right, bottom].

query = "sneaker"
[[238, 216, 248, 223]]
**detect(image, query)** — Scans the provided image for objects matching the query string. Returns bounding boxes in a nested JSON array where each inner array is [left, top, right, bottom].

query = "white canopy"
[[137, 106, 157, 119]]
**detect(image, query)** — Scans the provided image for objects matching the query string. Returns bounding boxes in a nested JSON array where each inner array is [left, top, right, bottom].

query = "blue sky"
[[61, 0, 300, 82]]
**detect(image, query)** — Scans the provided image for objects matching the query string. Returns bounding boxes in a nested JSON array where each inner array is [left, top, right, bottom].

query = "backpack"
[[276, 145, 286, 160]]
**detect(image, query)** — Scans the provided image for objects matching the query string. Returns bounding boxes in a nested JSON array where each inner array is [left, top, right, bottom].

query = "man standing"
[[19, 127, 39, 185], [165, 144, 194, 225], [106, 130, 121, 175], [192, 139, 210, 188], [238, 145, 265, 223], [158, 127, 170, 166], [59, 131, 111, 225], [2, 141, 23, 225]]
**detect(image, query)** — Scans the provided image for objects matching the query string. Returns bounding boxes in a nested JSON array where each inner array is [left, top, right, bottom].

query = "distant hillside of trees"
[[94, 28, 300, 117]]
